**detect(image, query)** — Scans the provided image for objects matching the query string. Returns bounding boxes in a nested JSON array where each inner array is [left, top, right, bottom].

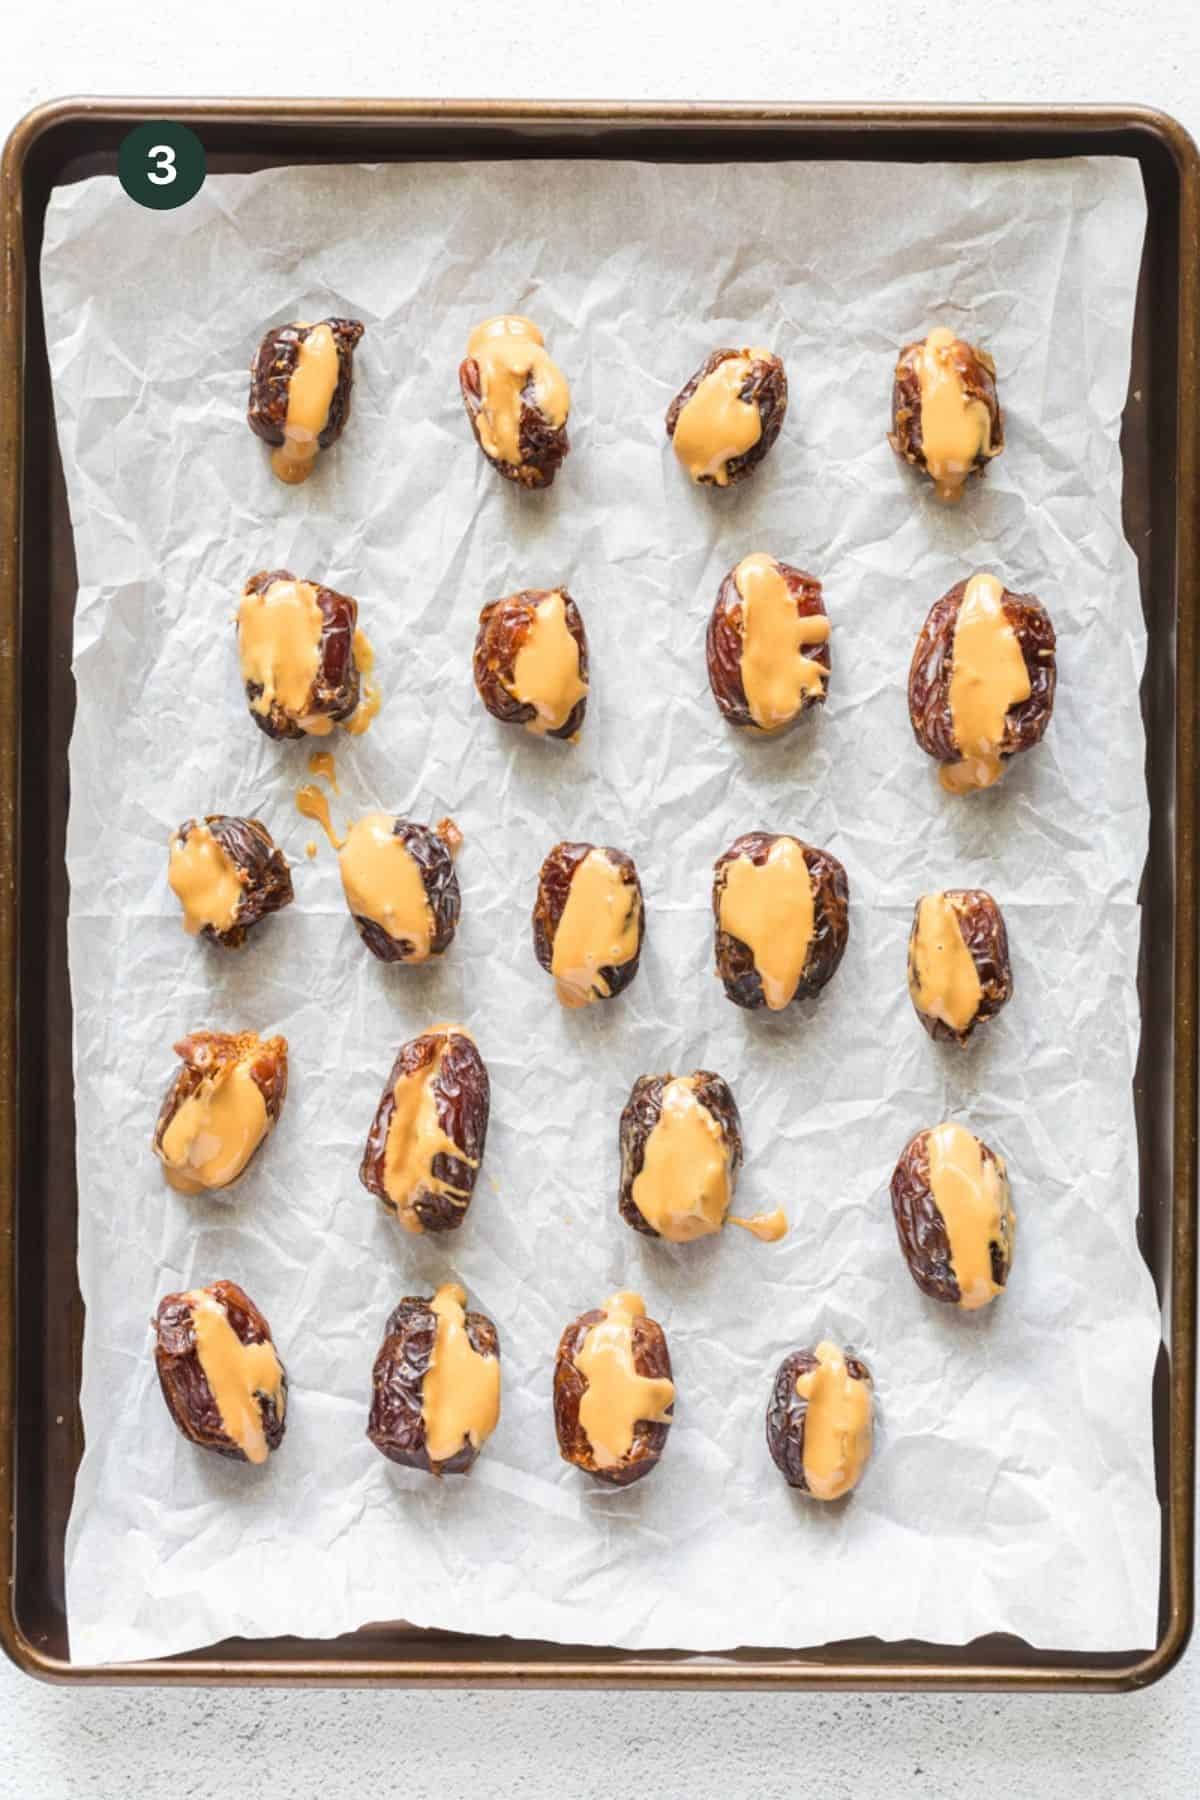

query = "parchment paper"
[[42, 155, 1159, 1665]]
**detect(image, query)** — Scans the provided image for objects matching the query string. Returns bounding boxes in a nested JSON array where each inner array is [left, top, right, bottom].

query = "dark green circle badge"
[[118, 122, 206, 211]]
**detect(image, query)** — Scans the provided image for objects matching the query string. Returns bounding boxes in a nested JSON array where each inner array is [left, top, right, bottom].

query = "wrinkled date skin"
[[359, 1027, 491, 1232], [908, 888, 1013, 1046], [246, 317, 364, 452], [765, 1346, 872, 1493], [532, 841, 645, 1002], [618, 1071, 743, 1238], [458, 357, 569, 489], [173, 815, 294, 948], [367, 1294, 500, 1475], [706, 559, 828, 731], [553, 1307, 674, 1487], [888, 335, 1004, 489], [908, 580, 1057, 773], [890, 1127, 1012, 1305], [154, 1279, 287, 1462], [665, 348, 788, 486], [151, 1029, 289, 1168], [712, 832, 849, 1011], [473, 589, 590, 740], [241, 567, 361, 741], [351, 818, 462, 963]]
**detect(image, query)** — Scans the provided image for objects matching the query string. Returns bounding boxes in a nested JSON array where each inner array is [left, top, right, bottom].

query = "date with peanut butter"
[[707, 554, 829, 734], [474, 587, 589, 741], [712, 831, 848, 1012], [168, 815, 293, 948], [891, 1123, 1015, 1310], [532, 841, 645, 1009], [907, 889, 1012, 1047], [766, 1341, 873, 1500], [909, 574, 1057, 793], [617, 1073, 787, 1245], [888, 327, 1003, 502], [359, 1025, 489, 1233], [247, 317, 364, 485], [238, 569, 376, 740], [338, 814, 461, 963], [554, 1292, 674, 1487], [367, 1283, 500, 1476], [152, 1029, 288, 1195], [666, 347, 787, 488], [154, 1279, 287, 1463], [459, 315, 570, 488]]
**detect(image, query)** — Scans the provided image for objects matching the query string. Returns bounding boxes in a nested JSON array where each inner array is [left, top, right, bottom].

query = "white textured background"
[[3, 2, 1198, 1794]]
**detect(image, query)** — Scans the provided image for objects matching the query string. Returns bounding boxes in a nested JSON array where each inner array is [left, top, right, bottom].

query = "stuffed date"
[[459, 314, 570, 488], [367, 1283, 500, 1476], [890, 1123, 1015, 1310], [553, 1291, 675, 1486], [766, 1341, 873, 1499], [238, 569, 375, 740], [533, 841, 644, 1009], [338, 814, 461, 964], [359, 1025, 489, 1233], [712, 832, 848, 1012], [666, 347, 787, 487], [888, 327, 1003, 502], [154, 1279, 287, 1463], [152, 1029, 288, 1195], [707, 554, 829, 734], [247, 316, 364, 485], [473, 587, 589, 740], [167, 815, 293, 947], [908, 888, 1012, 1046]]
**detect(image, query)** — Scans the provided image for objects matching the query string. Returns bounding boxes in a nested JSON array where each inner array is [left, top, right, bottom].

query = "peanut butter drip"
[[296, 784, 344, 850], [916, 327, 993, 502], [941, 573, 1031, 793], [795, 1341, 872, 1501], [734, 554, 830, 731], [186, 1289, 285, 1465], [551, 849, 641, 1009], [718, 837, 813, 1011], [271, 323, 339, 484], [508, 592, 588, 735], [672, 350, 769, 486], [927, 1122, 1014, 1310], [728, 1208, 788, 1242], [575, 1292, 675, 1470], [238, 579, 326, 729], [421, 1282, 501, 1464], [467, 315, 570, 468], [909, 893, 982, 1033], [383, 1043, 478, 1233], [631, 1077, 731, 1242], [168, 826, 243, 936], [159, 1060, 268, 1194], [345, 628, 380, 737], [308, 749, 338, 790], [339, 814, 433, 954]]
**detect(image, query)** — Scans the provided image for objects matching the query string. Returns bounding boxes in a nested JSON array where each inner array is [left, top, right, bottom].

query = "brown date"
[[553, 1292, 675, 1487], [712, 831, 849, 1011], [154, 1279, 287, 1463], [888, 329, 1003, 499], [167, 815, 293, 948], [359, 1025, 490, 1233], [459, 314, 570, 488], [706, 555, 828, 733], [890, 1123, 1015, 1310], [532, 841, 645, 1009], [765, 1342, 873, 1499], [238, 568, 362, 741], [367, 1283, 500, 1476], [665, 347, 788, 487], [907, 888, 1012, 1047], [152, 1029, 289, 1194], [247, 317, 364, 481], [338, 815, 462, 964], [618, 1071, 743, 1241], [473, 587, 589, 741]]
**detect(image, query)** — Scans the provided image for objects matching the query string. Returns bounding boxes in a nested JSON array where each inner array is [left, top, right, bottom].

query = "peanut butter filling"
[[344, 628, 380, 737], [467, 315, 570, 468], [718, 837, 814, 1011], [238, 578, 326, 729], [339, 814, 433, 954], [168, 825, 243, 936], [909, 893, 982, 1035], [271, 322, 339, 485], [728, 1208, 788, 1242], [421, 1282, 501, 1464], [795, 1341, 872, 1500], [941, 573, 1031, 793], [508, 591, 588, 735], [186, 1288, 285, 1464], [382, 1041, 478, 1233], [296, 785, 344, 850], [575, 1292, 675, 1469], [672, 350, 769, 486], [551, 849, 640, 1009], [927, 1122, 1014, 1310], [916, 327, 993, 502], [308, 749, 338, 789], [734, 554, 830, 730], [631, 1077, 732, 1242], [159, 1060, 269, 1194]]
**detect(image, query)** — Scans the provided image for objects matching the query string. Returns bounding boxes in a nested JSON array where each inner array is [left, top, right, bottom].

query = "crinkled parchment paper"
[[41, 155, 1158, 1664]]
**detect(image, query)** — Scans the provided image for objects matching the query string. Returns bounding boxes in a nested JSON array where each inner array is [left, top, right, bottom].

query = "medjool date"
[[459, 315, 570, 488], [712, 831, 848, 1011], [238, 569, 371, 740], [338, 814, 461, 964], [167, 815, 293, 948], [359, 1025, 489, 1233], [533, 841, 644, 1009], [367, 1283, 500, 1476], [766, 1341, 873, 1499], [473, 587, 589, 740], [247, 317, 364, 485], [890, 1123, 1015, 1309], [152, 1029, 288, 1194], [888, 327, 1003, 502], [617, 1072, 783, 1243], [707, 554, 829, 734], [553, 1291, 674, 1486], [154, 1279, 287, 1463], [909, 573, 1056, 793], [666, 347, 787, 487], [908, 889, 1011, 1046]]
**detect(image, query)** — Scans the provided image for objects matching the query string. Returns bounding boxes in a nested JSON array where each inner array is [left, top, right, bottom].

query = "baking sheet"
[[40, 155, 1158, 1665]]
